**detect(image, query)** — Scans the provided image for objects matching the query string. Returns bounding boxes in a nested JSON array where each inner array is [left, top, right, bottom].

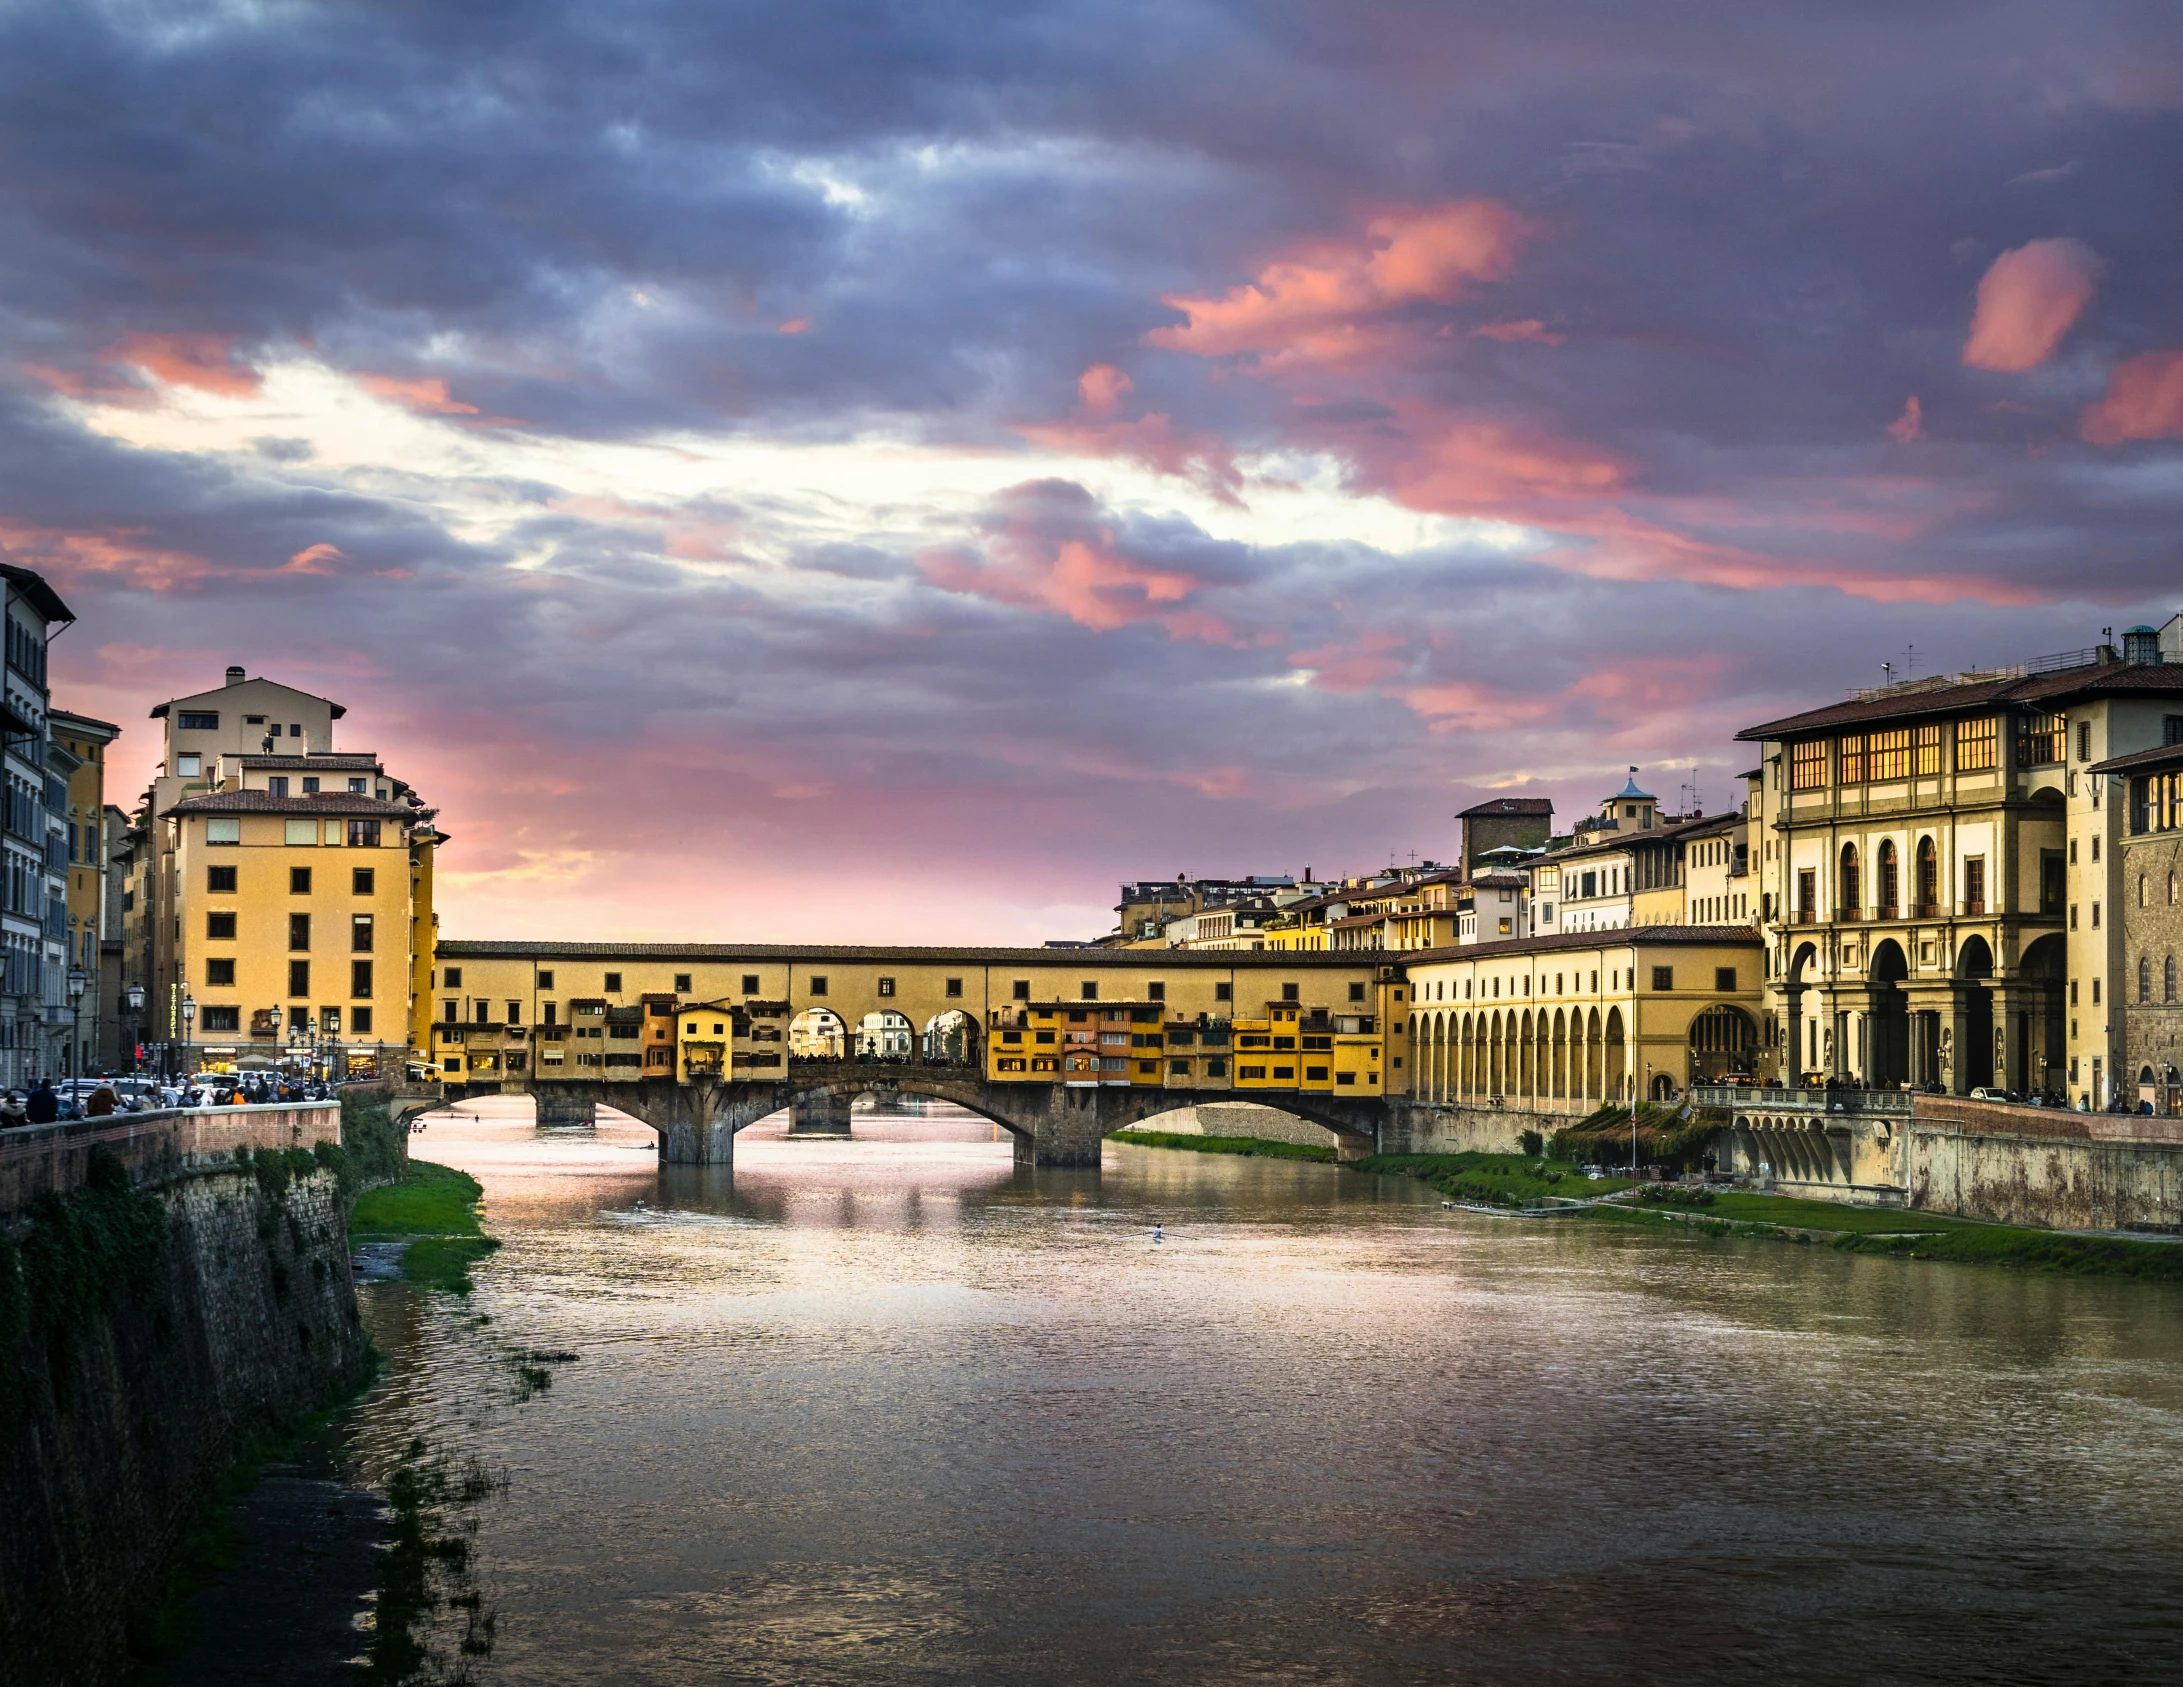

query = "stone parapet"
[[0, 1102, 340, 1216]]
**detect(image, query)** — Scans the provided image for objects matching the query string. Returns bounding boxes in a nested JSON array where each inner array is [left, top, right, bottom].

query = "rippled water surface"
[[350, 1099, 2183, 1685]]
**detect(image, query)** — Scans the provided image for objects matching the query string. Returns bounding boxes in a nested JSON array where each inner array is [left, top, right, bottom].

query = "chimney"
[[224, 665, 246, 686]]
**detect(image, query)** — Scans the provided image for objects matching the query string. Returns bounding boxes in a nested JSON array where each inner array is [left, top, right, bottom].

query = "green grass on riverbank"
[[1585, 1190, 2183, 1279], [350, 1161, 499, 1293], [1356, 1151, 1638, 1207], [1108, 1130, 1337, 1163]]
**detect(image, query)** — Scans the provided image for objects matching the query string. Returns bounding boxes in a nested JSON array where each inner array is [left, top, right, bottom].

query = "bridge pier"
[[786, 1091, 855, 1138], [535, 1090, 598, 1130]]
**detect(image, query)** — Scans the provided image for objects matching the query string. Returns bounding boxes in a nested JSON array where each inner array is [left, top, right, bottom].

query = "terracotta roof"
[[1457, 796, 1554, 817], [162, 790, 417, 820], [1404, 924, 1764, 965], [235, 753, 383, 771], [438, 938, 1395, 967], [2089, 743, 2183, 778], [1738, 659, 2183, 741]]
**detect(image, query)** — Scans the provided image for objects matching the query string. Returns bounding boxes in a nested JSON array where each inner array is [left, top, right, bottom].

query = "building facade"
[[1740, 629, 2183, 1102], [0, 565, 73, 1087], [2098, 739, 2183, 1115], [49, 709, 120, 1075]]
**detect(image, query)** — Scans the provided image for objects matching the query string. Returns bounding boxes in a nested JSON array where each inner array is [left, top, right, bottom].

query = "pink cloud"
[[99, 333, 261, 397], [356, 373, 481, 416], [1147, 200, 1533, 362], [918, 487, 1232, 643], [1962, 237, 2103, 372], [1078, 363, 1133, 414], [2080, 350, 2183, 444], [280, 543, 344, 575], [1887, 395, 1924, 442], [1472, 319, 1565, 345], [1289, 631, 1409, 692], [777, 317, 812, 334], [1398, 679, 1556, 735]]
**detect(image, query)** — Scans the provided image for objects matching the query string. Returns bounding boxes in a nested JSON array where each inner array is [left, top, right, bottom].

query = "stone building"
[[1739, 627, 2183, 1102], [0, 564, 73, 1087], [2095, 739, 2183, 1114], [49, 709, 121, 1076]]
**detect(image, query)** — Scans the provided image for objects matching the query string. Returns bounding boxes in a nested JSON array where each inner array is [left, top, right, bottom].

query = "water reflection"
[[351, 1098, 2183, 1686]]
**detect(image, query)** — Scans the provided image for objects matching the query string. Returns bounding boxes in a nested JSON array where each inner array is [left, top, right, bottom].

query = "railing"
[[0, 1101, 341, 1214], [1693, 1083, 1912, 1116]]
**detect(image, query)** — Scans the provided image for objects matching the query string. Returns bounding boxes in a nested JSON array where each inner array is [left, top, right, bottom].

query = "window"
[[1878, 841, 1899, 915], [1205, 1057, 1228, 1077], [1839, 845, 1859, 918], [1081, 981, 1098, 1000], [605, 972, 623, 992], [946, 977, 964, 998], [1282, 982, 1300, 1002], [1914, 723, 1942, 776], [1964, 856, 1986, 914], [807, 975, 826, 996], [2093, 902, 2101, 929], [1869, 729, 1912, 781], [1305, 1065, 1329, 1082], [285, 820, 316, 846], [1215, 982, 1232, 1002], [289, 912, 310, 951], [507, 1001, 521, 1025], [1715, 967, 1737, 992], [208, 864, 237, 893], [346, 819, 381, 848], [266, 776, 289, 798], [2169, 958, 2177, 1004], [1011, 979, 1031, 1001], [1349, 982, 1367, 1002], [2017, 713, 2065, 767], [353, 1007, 373, 1035], [674, 973, 692, 993], [200, 1006, 239, 1031], [177, 754, 203, 779], [288, 960, 309, 997], [352, 960, 373, 998], [352, 914, 373, 952], [2094, 978, 2102, 1004], [321, 1008, 341, 1035], [476, 1000, 494, 1025], [176, 711, 219, 731], [349, 777, 368, 794], [443, 967, 462, 988], [353, 868, 374, 894], [2141, 959, 2152, 1004], [1651, 967, 1674, 991], [204, 815, 238, 843], [1796, 869, 1816, 921], [207, 911, 236, 940], [291, 866, 311, 894], [2078, 722, 2092, 763], [878, 977, 896, 997], [301, 778, 319, 794], [1838, 734, 1866, 785], [206, 957, 235, 987], [543, 1002, 557, 1025]]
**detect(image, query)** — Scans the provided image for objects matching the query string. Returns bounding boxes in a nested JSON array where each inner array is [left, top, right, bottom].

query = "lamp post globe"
[[180, 992, 197, 1088]]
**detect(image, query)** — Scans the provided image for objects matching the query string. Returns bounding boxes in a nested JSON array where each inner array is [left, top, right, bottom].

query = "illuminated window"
[[1913, 723, 1942, 775], [1869, 729, 1912, 781], [1790, 740, 1826, 790]]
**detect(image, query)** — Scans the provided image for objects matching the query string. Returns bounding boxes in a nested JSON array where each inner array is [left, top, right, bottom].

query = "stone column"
[[654, 1081, 736, 1166]]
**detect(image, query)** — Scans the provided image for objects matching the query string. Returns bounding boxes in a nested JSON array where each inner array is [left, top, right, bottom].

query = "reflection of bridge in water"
[[418, 942, 1407, 1167]]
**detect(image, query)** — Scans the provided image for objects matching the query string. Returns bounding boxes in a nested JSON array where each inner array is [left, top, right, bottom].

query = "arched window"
[[1915, 837, 1938, 913], [2140, 958, 2153, 1004], [2171, 872, 2178, 906], [1839, 844, 1860, 920], [1877, 840, 1899, 917], [2142, 874, 2151, 907]]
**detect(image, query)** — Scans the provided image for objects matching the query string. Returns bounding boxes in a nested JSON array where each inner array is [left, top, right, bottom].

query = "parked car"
[[1968, 1086, 2021, 1104]]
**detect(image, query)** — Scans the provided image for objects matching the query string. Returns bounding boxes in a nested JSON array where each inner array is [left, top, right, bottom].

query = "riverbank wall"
[[0, 1104, 371, 1687], [1379, 1099, 1556, 1157], [1706, 1086, 2183, 1232]]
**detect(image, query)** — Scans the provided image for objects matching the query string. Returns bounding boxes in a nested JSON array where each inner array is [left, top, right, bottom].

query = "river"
[[324, 1099, 2183, 1685]]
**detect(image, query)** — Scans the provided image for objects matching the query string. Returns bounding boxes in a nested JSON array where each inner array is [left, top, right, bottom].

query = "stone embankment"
[[0, 1101, 374, 1687]]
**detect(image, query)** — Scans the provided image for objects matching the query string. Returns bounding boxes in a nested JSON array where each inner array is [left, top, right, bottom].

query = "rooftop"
[[1456, 796, 1554, 818], [1739, 653, 2183, 742], [162, 790, 418, 820], [1406, 924, 1766, 965]]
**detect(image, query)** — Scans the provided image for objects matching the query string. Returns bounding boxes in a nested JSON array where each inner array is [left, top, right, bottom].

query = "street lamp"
[[180, 990, 196, 1086], [66, 967, 85, 1082], [124, 983, 144, 1075]]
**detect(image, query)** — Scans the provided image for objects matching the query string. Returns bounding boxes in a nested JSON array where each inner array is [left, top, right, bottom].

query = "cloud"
[[355, 374, 480, 417], [1147, 200, 1533, 362], [1472, 319, 1565, 345], [2080, 351, 2183, 445], [1077, 363, 1133, 414], [916, 479, 1235, 641], [1961, 237, 2104, 372], [100, 334, 261, 398], [1887, 395, 1923, 442]]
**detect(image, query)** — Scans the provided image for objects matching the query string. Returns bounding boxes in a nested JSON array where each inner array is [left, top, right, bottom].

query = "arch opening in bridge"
[[853, 1010, 914, 1062], [790, 1008, 846, 1060]]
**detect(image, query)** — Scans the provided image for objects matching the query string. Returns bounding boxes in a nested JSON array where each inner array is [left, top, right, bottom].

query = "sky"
[[5, 1, 2183, 944]]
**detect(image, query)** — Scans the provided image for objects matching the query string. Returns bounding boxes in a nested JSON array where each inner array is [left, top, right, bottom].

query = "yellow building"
[[49, 709, 120, 1072], [1403, 925, 1769, 1109]]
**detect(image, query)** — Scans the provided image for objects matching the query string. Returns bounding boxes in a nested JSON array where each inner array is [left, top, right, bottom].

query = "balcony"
[[1910, 903, 1941, 920], [1962, 900, 1986, 917], [1793, 908, 1818, 924], [1875, 905, 1899, 922]]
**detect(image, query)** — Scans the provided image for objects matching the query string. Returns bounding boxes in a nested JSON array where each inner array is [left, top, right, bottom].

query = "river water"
[[339, 1099, 2183, 1685]]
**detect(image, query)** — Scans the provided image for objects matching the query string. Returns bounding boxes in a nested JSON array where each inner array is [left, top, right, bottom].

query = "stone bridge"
[[428, 1066, 1393, 1168]]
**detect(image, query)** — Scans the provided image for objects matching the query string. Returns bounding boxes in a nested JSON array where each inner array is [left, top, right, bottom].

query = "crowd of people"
[[0, 1070, 340, 1126]]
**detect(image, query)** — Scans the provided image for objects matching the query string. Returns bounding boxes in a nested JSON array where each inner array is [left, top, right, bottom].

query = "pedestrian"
[[0, 1091, 24, 1129], [87, 1085, 117, 1118], [25, 1079, 59, 1125]]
